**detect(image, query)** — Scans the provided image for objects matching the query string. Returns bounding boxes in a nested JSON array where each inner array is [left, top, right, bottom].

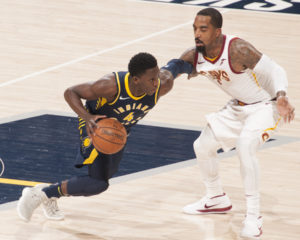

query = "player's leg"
[[17, 117, 124, 222], [42, 121, 121, 202], [17, 149, 124, 221], [194, 125, 224, 197], [237, 102, 279, 238], [237, 130, 261, 215], [183, 124, 232, 214], [66, 149, 124, 196], [237, 129, 263, 239]]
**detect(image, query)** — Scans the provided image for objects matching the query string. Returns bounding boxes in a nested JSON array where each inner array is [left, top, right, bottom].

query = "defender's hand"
[[187, 69, 199, 80], [276, 96, 295, 123]]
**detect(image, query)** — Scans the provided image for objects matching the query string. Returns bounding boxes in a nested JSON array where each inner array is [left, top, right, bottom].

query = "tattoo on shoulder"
[[230, 39, 262, 71]]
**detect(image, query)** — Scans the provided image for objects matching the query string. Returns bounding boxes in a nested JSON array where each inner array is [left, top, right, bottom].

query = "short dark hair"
[[197, 8, 223, 28], [128, 52, 157, 77]]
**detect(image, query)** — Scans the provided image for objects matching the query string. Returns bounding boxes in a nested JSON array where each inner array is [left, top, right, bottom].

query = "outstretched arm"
[[179, 47, 198, 80], [64, 73, 118, 134], [158, 48, 195, 98], [158, 58, 193, 98], [230, 38, 295, 122]]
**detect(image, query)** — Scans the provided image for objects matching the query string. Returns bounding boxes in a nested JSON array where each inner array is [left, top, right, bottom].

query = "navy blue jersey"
[[85, 71, 161, 131]]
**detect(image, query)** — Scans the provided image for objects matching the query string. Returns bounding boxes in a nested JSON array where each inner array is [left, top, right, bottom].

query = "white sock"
[[204, 176, 224, 197], [246, 193, 260, 217]]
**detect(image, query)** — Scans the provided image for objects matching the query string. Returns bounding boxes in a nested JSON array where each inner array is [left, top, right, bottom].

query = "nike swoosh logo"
[[198, 61, 205, 64], [204, 203, 219, 209], [119, 96, 130, 100]]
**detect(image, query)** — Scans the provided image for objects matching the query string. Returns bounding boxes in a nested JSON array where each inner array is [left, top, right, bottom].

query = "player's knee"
[[193, 137, 207, 159], [193, 130, 219, 161], [236, 137, 250, 155], [84, 179, 109, 196], [67, 176, 109, 197], [236, 136, 260, 159]]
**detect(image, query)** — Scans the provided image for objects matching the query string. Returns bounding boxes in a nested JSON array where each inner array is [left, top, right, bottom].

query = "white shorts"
[[206, 99, 282, 152]]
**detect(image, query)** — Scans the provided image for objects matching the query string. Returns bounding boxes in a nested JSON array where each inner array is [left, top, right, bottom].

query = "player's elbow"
[[64, 87, 80, 104], [165, 75, 174, 91], [64, 88, 72, 102], [159, 71, 174, 96]]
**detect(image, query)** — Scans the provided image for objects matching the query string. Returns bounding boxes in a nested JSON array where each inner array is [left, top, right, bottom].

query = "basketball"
[[92, 118, 127, 154]]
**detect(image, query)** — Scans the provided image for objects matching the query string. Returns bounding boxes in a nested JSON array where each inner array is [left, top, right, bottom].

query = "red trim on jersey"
[[193, 48, 199, 68], [228, 37, 243, 74], [203, 35, 226, 64]]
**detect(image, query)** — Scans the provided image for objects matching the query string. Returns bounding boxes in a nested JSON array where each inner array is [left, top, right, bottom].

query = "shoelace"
[[29, 191, 43, 208], [44, 198, 60, 215]]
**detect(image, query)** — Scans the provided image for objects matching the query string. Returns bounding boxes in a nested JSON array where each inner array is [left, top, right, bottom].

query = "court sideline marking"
[[0, 109, 299, 188]]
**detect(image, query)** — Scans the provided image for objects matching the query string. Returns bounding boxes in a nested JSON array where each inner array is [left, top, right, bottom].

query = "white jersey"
[[195, 35, 271, 104]]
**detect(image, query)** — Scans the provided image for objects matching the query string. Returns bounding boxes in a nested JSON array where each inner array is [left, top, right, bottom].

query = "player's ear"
[[132, 75, 140, 84]]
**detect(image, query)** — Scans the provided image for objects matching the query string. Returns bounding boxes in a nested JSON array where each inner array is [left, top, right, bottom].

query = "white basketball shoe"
[[36, 184, 64, 220], [17, 186, 48, 221], [183, 193, 232, 214], [17, 184, 64, 221], [241, 215, 263, 239]]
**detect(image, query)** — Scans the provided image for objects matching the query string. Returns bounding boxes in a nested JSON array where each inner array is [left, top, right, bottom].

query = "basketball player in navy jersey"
[[177, 8, 295, 239], [17, 52, 192, 222]]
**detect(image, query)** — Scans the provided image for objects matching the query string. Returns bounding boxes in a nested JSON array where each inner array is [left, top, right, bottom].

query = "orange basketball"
[[92, 118, 127, 154]]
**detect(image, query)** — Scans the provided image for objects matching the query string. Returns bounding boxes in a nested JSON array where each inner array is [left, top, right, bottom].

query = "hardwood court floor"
[[0, 0, 299, 239]]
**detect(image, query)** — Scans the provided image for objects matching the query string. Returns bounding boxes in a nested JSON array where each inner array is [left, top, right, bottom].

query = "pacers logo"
[[83, 137, 92, 148], [0, 157, 5, 177]]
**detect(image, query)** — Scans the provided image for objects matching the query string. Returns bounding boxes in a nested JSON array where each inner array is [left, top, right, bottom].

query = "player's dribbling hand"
[[85, 114, 107, 136], [276, 96, 295, 123]]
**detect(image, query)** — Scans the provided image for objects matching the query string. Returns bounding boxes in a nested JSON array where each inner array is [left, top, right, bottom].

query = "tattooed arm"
[[229, 38, 262, 72], [180, 47, 198, 79], [229, 38, 294, 123]]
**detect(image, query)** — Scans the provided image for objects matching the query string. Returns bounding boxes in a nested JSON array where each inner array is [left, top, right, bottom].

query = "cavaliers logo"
[[262, 132, 270, 142], [199, 70, 230, 85]]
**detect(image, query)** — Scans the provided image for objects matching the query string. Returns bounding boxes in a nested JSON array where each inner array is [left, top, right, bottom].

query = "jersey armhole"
[[108, 72, 121, 105], [193, 49, 198, 69], [154, 78, 161, 104]]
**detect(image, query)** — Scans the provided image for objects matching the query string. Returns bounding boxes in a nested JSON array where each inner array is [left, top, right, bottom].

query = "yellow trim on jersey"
[[83, 148, 98, 165], [252, 72, 261, 88], [78, 122, 86, 130], [125, 72, 146, 100], [154, 78, 161, 104], [96, 97, 108, 109], [264, 117, 282, 132], [205, 56, 218, 61], [109, 72, 121, 105], [78, 117, 86, 130]]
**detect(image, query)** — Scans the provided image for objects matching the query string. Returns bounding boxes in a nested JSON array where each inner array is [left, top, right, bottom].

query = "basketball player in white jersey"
[[178, 8, 295, 239]]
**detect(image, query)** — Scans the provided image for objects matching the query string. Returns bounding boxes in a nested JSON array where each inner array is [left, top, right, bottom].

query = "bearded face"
[[195, 38, 205, 53]]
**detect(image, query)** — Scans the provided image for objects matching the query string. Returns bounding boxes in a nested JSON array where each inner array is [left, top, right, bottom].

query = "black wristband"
[[161, 59, 193, 78]]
